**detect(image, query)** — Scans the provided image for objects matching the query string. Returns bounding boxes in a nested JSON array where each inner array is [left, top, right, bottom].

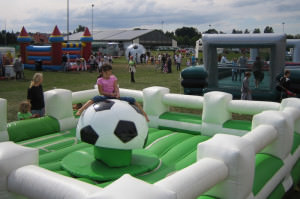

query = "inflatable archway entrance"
[[202, 34, 286, 89]]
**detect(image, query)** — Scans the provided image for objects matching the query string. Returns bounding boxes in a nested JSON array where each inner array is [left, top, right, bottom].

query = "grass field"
[[0, 56, 187, 122], [1, 51, 258, 123]]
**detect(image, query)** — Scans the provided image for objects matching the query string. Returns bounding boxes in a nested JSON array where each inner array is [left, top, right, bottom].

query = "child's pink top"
[[97, 75, 117, 94]]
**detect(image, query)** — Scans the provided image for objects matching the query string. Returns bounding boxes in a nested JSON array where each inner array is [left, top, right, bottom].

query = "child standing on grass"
[[76, 63, 149, 122], [241, 72, 252, 100], [27, 73, 45, 117]]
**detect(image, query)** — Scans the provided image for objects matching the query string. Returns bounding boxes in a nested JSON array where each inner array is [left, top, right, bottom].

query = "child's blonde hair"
[[19, 101, 31, 114], [30, 73, 43, 88]]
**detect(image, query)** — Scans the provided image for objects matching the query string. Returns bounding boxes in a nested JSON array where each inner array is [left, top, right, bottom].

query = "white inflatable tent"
[[202, 34, 286, 89]]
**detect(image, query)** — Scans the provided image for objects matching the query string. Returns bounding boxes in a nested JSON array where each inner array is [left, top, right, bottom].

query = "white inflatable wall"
[[287, 39, 300, 62], [202, 34, 286, 89], [0, 86, 300, 199]]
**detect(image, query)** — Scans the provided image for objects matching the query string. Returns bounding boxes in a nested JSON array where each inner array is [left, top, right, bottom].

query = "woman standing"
[[27, 73, 45, 117], [128, 56, 136, 83]]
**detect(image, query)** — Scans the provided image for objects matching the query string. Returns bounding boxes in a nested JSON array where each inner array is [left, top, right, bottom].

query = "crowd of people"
[[61, 52, 114, 73], [4, 48, 297, 121], [219, 53, 296, 101], [0, 52, 24, 80]]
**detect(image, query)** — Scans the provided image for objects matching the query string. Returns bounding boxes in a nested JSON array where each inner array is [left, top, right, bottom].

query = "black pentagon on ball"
[[80, 125, 99, 145], [114, 120, 137, 143], [93, 100, 115, 112]]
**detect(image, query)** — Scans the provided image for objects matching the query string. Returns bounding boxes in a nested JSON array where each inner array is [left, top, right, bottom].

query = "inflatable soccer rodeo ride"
[[0, 85, 300, 199]]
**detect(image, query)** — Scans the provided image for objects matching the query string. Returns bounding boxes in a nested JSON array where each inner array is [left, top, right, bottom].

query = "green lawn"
[[1, 53, 254, 122], [0, 56, 185, 122]]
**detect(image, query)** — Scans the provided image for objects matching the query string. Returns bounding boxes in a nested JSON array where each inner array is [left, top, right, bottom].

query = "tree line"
[[0, 25, 300, 46], [0, 30, 18, 45], [165, 26, 300, 47]]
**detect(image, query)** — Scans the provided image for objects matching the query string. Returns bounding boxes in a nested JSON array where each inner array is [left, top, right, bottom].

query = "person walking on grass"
[[128, 55, 136, 83]]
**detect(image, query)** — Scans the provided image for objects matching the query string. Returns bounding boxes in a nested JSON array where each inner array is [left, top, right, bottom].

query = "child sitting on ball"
[[76, 63, 149, 122]]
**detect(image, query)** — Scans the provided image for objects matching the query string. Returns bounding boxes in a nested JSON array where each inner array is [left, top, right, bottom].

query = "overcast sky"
[[1, 0, 299, 35]]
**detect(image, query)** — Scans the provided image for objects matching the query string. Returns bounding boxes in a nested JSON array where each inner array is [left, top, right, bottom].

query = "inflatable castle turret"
[[18, 26, 93, 71], [49, 26, 63, 66], [80, 27, 93, 62], [17, 27, 32, 64]]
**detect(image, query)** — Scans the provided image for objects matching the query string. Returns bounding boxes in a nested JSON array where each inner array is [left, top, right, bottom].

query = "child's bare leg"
[[76, 100, 94, 116], [135, 102, 149, 122]]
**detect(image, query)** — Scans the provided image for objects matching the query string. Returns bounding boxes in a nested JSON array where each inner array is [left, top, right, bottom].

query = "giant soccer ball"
[[125, 43, 146, 62], [76, 99, 148, 150]]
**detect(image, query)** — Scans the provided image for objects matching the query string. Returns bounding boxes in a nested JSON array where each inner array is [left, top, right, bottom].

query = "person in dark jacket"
[[27, 73, 45, 117], [252, 56, 264, 88], [279, 70, 296, 100]]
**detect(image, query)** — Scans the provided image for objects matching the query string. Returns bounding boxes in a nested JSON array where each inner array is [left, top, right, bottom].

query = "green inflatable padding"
[[175, 150, 197, 170], [61, 147, 160, 181], [145, 129, 174, 146], [94, 146, 132, 167], [266, 183, 285, 199], [39, 142, 91, 164], [223, 120, 252, 131], [181, 65, 208, 79], [292, 133, 300, 154], [253, 153, 284, 195], [159, 112, 202, 124], [161, 135, 210, 166], [8, 116, 60, 142], [291, 159, 300, 184], [147, 133, 192, 157], [17, 128, 76, 148], [40, 161, 62, 171], [197, 196, 219, 199], [158, 126, 201, 135]]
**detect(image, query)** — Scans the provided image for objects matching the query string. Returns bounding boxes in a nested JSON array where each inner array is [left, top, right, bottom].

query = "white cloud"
[[0, 0, 299, 35]]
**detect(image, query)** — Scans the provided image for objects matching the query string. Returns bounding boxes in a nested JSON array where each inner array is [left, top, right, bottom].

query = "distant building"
[[30, 32, 50, 44], [65, 29, 176, 52]]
